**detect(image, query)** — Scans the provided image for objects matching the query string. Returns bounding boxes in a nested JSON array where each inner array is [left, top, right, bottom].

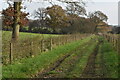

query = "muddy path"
[[37, 38, 97, 78], [36, 38, 94, 78], [81, 42, 99, 78], [33, 36, 118, 78], [95, 42, 107, 78]]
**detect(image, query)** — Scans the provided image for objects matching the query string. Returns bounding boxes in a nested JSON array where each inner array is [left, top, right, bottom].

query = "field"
[[2, 31, 119, 78], [2, 31, 60, 42]]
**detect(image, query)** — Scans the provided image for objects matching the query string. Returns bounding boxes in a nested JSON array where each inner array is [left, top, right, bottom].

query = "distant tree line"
[[2, 1, 108, 36], [26, 4, 108, 34], [110, 26, 120, 34]]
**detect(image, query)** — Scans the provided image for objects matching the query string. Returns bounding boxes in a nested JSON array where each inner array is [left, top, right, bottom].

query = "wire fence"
[[2, 34, 91, 65], [102, 33, 120, 54]]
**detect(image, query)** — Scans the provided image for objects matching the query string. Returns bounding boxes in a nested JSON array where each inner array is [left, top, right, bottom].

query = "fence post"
[[118, 35, 120, 54], [10, 42, 13, 64], [66, 37, 68, 44], [30, 41, 33, 57], [50, 38, 52, 50], [75, 35, 77, 41], [113, 36, 116, 48], [58, 37, 60, 46], [41, 39, 44, 52], [41, 40, 43, 52], [115, 39, 117, 49]]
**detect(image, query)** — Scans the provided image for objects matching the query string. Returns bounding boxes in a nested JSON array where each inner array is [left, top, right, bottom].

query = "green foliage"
[[62, 16, 96, 34], [46, 5, 70, 29]]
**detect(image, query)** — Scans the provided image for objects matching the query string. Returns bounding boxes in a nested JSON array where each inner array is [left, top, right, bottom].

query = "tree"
[[65, 15, 94, 34], [66, 2, 86, 16], [57, 0, 87, 34], [46, 5, 70, 33], [28, 20, 39, 32], [88, 11, 108, 32], [57, 0, 86, 16], [2, 1, 29, 41], [34, 8, 47, 20], [2, 0, 68, 40], [34, 8, 47, 27]]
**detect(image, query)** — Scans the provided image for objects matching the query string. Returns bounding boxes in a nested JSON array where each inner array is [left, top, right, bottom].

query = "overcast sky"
[[87, 2, 118, 25], [1, 0, 119, 25]]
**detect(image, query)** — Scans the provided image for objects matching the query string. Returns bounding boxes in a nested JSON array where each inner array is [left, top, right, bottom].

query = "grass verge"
[[95, 37, 118, 78]]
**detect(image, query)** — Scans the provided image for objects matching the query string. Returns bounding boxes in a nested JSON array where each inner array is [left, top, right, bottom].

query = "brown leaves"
[[2, 6, 29, 26], [2, 7, 14, 17]]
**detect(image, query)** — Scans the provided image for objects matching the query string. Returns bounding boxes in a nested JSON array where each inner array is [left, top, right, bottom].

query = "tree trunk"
[[12, 2, 21, 41]]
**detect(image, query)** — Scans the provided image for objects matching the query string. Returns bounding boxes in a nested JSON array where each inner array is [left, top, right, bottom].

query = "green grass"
[[94, 45, 102, 77], [66, 38, 98, 78], [2, 31, 60, 41], [2, 31, 61, 64], [2, 35, 94, 78], [35, 35, 98, 78], [100, 40, 118, 78], [95, 37, 118, 78], [42, 36, 97, 78]]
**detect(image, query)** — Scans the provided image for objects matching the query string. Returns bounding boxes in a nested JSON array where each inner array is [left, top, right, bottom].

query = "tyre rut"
[[37, 38, 94, 78], [81, 41, 100, 78], [39, 38, 96, 78]]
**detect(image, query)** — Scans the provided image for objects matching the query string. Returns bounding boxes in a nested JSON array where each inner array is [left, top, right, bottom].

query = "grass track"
[[81, 37, 118, 78], [38, 36, 98, 78], [98, 39, 118, 78], [2, 35, 94, 78], [64, 38, 98, 78], [2, 35, 118, 78], [38, 36, 118, 78]]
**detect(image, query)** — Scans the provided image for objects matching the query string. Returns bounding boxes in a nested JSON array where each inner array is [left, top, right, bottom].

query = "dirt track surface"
[[35, 37, 116, 78], [37, 38, 97, 78], [81, 42, 99, 78]]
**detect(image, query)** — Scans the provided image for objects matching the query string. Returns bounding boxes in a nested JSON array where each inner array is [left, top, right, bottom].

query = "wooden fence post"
[[118, 35, 120, 54], [30, 41, 33, 57], [41, 40, 43, 52], [75, 35, 77, 41], [10, 42, 13, 64], [66, 37, 68, 44], [114, 36, 117, 48], [58, 37, 60, 46], [41, 39, 44, 52], [115, 39, 117, 49], [50, 38, 52, 50]]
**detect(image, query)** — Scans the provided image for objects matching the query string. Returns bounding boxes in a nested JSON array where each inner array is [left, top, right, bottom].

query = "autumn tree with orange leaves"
[[2, 2, 29, 41]]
